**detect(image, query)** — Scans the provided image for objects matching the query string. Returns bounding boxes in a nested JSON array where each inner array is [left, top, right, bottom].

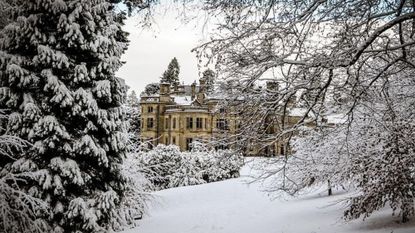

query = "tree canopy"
[[161, 57, 180, 86]]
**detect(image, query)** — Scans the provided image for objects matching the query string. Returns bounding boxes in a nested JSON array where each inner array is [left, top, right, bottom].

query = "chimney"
[[191, 81, 196, 100], [160, 83, 171, 102], [197, 78, 206, 103], [199, 78, 206, 93], [160, 82, 170, 95]]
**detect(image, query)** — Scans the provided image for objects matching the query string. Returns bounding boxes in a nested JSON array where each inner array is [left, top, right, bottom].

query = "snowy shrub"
[[137, 144, 244, 190], [168, 152, 206, 188], [121, 151, 153, 221], [193, 149, 244, 183], [139, 144, 183, 190]]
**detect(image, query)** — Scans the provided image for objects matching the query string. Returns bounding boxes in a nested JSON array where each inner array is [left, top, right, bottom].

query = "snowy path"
[[124, 162, 415, 233]]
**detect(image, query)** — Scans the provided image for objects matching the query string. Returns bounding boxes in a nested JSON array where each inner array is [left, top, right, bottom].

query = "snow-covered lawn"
[[124, 159, 415, 233]]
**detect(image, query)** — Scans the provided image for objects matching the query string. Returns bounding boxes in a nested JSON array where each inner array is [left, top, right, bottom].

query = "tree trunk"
[[328, 180, 332, 196]]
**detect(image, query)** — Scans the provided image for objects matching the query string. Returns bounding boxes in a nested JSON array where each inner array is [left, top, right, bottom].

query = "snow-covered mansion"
[[139, 79, 311, 156]]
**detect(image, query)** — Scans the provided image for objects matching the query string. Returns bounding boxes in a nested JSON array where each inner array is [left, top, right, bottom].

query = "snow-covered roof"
[[326, 114, 347, 124], [165, 108, 182, 113], [289, 108, 309, 117], [183, 109, 209, 113], [173, 95, 192, 105]]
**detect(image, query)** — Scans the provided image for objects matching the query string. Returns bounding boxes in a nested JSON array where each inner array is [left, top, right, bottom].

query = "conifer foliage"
[[0, 0, 137, 232], [160, 57, 180, 86], [201, 68, 215, 93]]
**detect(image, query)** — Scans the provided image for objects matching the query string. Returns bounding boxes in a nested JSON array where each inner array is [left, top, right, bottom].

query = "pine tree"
[[160, 57, 180, 86], [127, 90, 139, 107], [125, 90, 140, 150], [0, 1, 135, 232], [202, 68, 215, 93], [143, 82, 160, 96], [0, 0, 13, 30]]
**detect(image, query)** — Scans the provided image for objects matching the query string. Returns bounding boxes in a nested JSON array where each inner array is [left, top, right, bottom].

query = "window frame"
[[196, 117, 203, 129], [186, 117, 193, 129], [147, 117, 154, 129]]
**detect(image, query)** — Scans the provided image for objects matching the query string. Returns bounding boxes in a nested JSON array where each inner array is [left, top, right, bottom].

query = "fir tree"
[[0, 1, 137, 232], [160, 57, 180, 86], [125, 90, 140, 148], [202, 68, 215, 93], [127, 90, 139, 107], [143, 82, 160, 96], [0, 0, 13, 30]]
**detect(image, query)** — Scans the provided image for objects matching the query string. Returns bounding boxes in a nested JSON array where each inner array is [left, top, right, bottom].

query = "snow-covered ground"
[[124, 159, 415, 233]]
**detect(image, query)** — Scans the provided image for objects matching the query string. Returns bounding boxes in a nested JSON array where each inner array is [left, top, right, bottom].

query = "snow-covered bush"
[[194, 149, 244, 183], [121, 151, 153, 223], [137, 144, 244, 190], [139, 145, 183, 190], [168, 152, 206, 188]]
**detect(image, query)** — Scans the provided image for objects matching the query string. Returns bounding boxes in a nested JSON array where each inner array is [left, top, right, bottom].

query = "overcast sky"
[[116, 7, 213, 95]]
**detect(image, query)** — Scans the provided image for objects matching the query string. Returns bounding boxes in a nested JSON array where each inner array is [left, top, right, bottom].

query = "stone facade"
[[140, 79, 306, 156]]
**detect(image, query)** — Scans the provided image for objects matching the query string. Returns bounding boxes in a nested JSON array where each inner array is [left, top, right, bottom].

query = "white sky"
[[116, 7, 213, 95]]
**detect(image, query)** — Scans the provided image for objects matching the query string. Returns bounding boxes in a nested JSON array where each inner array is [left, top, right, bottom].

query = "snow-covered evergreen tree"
[[0, 0, 13, 30], [160, 57, 180, 86], [127, 90, 139, 107], [201, 68, 215, 93], [0, 109, 51, 233], [126, 91, 139, 131], [142, 82, 159, 96], [0, 1, 140, 232]]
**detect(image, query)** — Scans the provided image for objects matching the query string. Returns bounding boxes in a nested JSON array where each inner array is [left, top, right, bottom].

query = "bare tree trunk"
[[328, 180, 332, 196]]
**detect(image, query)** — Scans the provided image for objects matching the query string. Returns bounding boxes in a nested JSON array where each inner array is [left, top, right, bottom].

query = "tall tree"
[[161, 57, 180, 86], [198, 0, 415, 222], [0, 0, 12, 30], [125, 90, 140, 148], [127, 90, 140, 107], [0, 0, 144, 231], [202, 68, 215, 93]]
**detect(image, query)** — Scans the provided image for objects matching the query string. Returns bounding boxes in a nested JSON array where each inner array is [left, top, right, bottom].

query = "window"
[[216, 119, 229, 130], [196, 117, 203, 129], [186, 138, 193, 151], [172, 137, 176, 145], [219, 108, 225, 113], [172, 118, 176, 129], [204, 118, 207, 129], [186, 117, 193, 129], [165, 136, 169, 144], [165, 118, 169, 129], [147, 118, 154, 129], [148, 106, 153, 113]]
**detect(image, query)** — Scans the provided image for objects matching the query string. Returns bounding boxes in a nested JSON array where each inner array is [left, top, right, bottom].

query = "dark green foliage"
[[161, 57, 180, 86]]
